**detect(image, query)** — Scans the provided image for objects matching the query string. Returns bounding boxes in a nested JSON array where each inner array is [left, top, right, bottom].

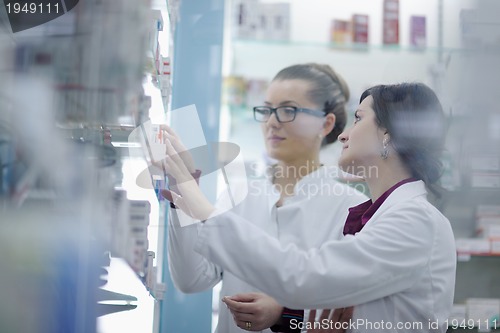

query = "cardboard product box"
[[253, 5, 267, 41], [410, 15, 426, 48], [246, 79, 268, 109], [129, 200, 151, 227], [456, 238, 491, 255], [352, 14, 369, 44], [130, 225, 148, 239], [491, 239, 500, 254], [466, 298, 500, 331], [476, 205, 500, 237], [147, 10, 162, 56], [331, 19, 351, 45], [470, 172, 500, 188], [484, 224, 500, 239], [160, 56, 171, 76], [111, 189, 130, 257], [130, 199, 151, 213], [233, 0, 259, 39], [259, 3, 290, 41], [129, 213, 150, 226], [223, 76, 247, 108], [127, 240, 148, 273], [476, 217, 500, 237], [477, 205, 500, 217], [449, 304, 467, 323], [160, 78, 171, 97], [383, 0, 399, 45]]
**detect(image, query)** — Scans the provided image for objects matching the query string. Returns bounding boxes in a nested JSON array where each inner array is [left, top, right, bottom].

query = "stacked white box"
[[449, 304, 467, 323], [470, 156, 500, 188], [466, 298, 500, 332], [455, 238, 491, 255], [127, 200, 151, 273], [476, 205, 500, 253], [259, 3, 290, 41], [147, 10, 164, 64], [232, 0, 290, 41], [233, 0, 259, 39], [159, 56, 171, 106], [143, 251, 167, 299], [111, 189, 131, 257]]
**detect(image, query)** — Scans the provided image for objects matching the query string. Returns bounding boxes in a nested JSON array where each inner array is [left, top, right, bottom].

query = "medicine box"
[[466, 298, 500, 331], [455, 238, 491, 255]]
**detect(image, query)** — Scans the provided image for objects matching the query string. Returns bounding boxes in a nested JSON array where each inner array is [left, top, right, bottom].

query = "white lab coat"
[[194, 180, 457, 333], [168, 166, 368, 333]]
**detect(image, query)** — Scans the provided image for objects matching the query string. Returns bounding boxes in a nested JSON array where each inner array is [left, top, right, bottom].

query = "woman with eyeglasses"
[[166, 63, 368, 333], [164, 82, 456, 333]]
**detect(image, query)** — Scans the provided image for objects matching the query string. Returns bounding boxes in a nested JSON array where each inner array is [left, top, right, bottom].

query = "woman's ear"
[[322, 113, 336, 136]]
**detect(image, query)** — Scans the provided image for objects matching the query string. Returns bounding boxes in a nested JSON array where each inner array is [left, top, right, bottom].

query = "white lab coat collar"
[[368, 180, 428, 223], [264, 165, 332, 215]]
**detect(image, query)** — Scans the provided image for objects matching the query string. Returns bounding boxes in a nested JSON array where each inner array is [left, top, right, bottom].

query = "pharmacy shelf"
[[233, 38, 467, 53], [1, 1, 170, 332], [229, 37, 440, 84], [457, 253, 500, 260]]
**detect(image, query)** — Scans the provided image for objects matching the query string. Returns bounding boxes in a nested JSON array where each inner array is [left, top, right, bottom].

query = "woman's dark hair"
[[273, 63, 349, 145], [360, 83, 447, 189]]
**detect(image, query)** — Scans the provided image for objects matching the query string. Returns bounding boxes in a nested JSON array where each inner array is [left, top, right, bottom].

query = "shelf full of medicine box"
[[11, 36, 152, 129], [454, 204, 500, 260], [111, 188, 166, 300], [448, 299, 500, 332], [39, 0, 152, 127], [145, 9, 172, 112], [6, 0, 155, 129]]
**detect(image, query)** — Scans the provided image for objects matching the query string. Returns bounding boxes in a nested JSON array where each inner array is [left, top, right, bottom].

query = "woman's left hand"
[[161, 129, 215, 221], [223, 293, 283, 331]]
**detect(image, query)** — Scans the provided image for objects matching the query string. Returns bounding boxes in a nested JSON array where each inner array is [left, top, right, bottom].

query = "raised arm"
[[167, 209, 223, 292], [194, 203, 440, 309]]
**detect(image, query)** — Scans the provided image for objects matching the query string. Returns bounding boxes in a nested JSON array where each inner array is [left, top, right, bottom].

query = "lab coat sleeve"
[[194, 201, 435, 309], [167, 208, 223, 293]]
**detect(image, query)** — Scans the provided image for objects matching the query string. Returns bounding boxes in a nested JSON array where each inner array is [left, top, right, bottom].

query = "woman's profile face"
[[260, 79, 327, 163], [338, 95, 386, 176]]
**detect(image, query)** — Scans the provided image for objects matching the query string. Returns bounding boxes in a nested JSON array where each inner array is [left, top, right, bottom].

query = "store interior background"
[[1, 0, 499, 332], [222, 0, 474, 165]]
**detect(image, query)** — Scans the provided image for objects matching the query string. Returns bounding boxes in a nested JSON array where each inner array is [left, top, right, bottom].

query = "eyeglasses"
[[253, 106, 326, 123]]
